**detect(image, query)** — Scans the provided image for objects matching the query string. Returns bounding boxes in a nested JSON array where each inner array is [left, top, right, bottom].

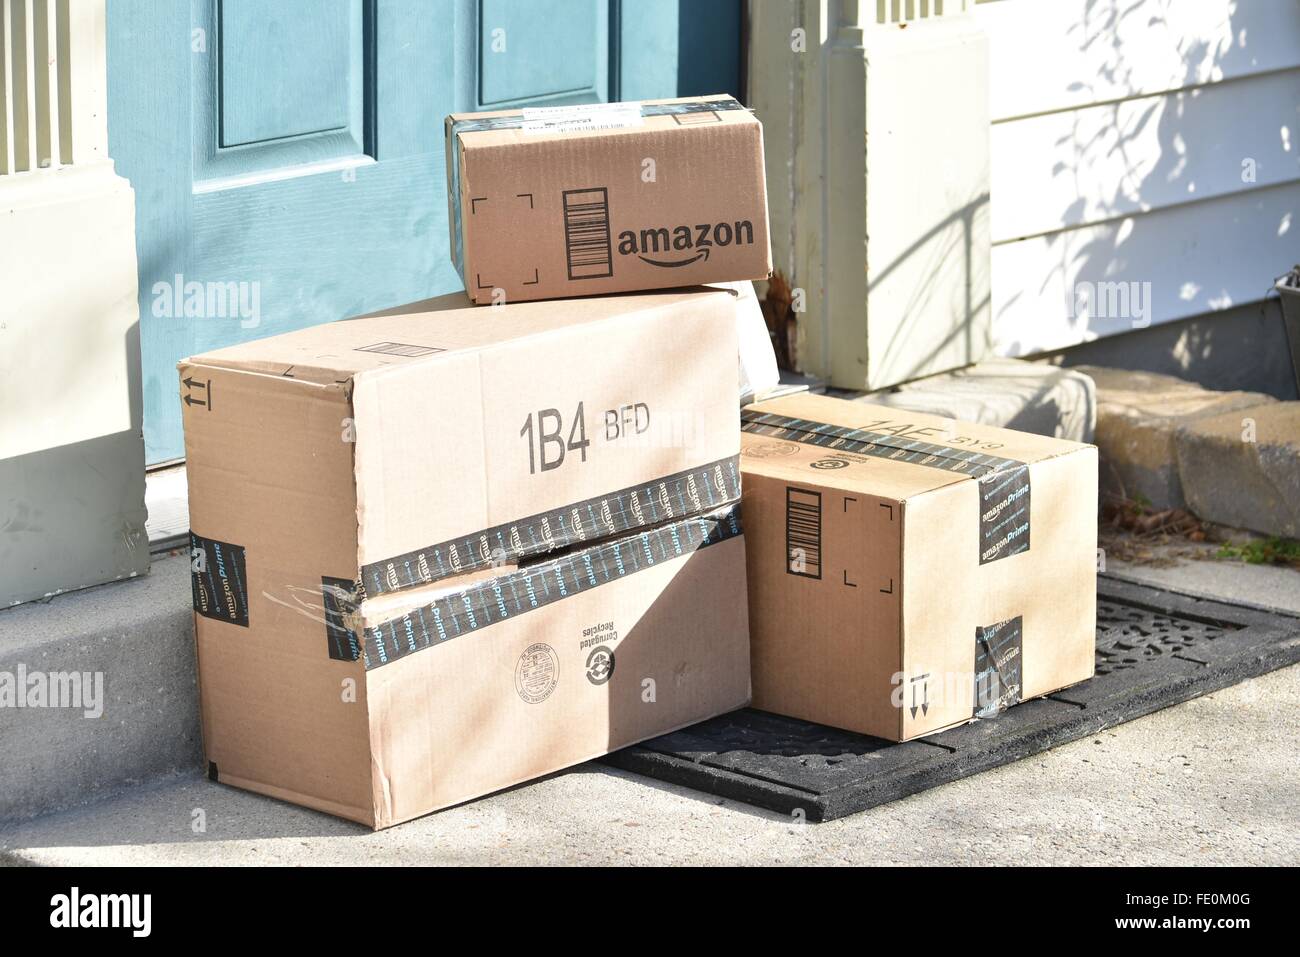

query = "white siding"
[[976, 0, 1300, 355]]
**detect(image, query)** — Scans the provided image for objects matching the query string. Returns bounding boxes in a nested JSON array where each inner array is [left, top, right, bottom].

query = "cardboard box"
[[179, 288, 751, 828], [739, 393, 1097, 741], [446, 95, 772, 304]]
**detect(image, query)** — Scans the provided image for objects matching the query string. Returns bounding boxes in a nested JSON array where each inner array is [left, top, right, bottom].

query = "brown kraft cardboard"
[[446, 95, 772, 303], [739, 392, 1097, 741], [179, 287, 751, 827]]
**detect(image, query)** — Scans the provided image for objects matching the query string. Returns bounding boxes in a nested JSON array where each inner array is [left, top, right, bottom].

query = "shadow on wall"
[[1049, 297, 1299, 402], [874, 194, 993, 385], [995, 0, 1300, 369]]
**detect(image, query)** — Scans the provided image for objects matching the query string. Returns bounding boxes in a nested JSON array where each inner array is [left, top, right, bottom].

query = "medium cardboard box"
[[446, 95, 772, 304], [739, 393, 1097, 741], [178, 288, 751, 828]]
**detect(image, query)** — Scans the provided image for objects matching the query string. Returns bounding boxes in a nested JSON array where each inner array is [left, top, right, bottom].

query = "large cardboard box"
[[740, 393, 1097, 741], [179, 288, 750, 828], [446, 95, 772, 304]]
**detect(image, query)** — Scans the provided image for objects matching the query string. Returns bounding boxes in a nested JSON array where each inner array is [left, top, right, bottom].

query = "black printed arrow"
[[909, 673, 930, 719], [183, 377, 211, 411]]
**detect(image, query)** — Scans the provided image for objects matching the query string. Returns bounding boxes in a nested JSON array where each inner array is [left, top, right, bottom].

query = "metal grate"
[[602, 576, 1300, 821]]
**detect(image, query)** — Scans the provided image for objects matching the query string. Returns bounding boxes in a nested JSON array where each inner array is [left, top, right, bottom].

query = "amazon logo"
[[617, 220, 755, 268]]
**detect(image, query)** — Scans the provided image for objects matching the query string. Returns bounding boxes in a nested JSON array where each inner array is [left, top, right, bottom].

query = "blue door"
[[107, 0, 742, 463]]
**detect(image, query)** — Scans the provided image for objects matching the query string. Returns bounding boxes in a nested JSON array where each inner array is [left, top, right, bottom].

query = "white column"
[[749, 0, 991, 390], [0, 0, 106, 173], [1, 0, 148, 606]]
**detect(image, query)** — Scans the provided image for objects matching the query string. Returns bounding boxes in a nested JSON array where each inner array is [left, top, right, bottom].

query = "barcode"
[[785, 487, 822, 579], [563, 187, 614, 280], [355, 341, 445, 357]]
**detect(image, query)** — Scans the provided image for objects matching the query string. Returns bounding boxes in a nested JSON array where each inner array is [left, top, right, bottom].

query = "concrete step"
[[1076, 365, 1276, 512], [1175, 402, 1300, 540], [851, 358, 1097, 443], [1077, 365, 1300, 538], [3, 661, 1296, 865], [0, 550, 201, 824]]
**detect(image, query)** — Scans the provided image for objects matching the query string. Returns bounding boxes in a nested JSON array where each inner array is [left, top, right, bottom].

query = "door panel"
[[479, 0, 605, 105], [218, 0, 358, 146], [617, 0, 742, 101], [108, 0, 741, 463], [194, 0, 369, 182]]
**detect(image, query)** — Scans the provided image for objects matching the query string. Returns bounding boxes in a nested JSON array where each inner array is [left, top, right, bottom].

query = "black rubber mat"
[[601, 576, 1300, 822]]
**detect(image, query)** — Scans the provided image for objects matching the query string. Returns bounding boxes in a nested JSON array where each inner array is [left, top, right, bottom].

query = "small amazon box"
[[179, 288, 750, 828], [446, 95, 772, 303], [740, 393, 1097, 741]]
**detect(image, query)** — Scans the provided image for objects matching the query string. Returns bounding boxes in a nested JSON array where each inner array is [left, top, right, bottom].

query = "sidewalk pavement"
[[1, 664, 1295, 866], [3, 548, 1296, 867]]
